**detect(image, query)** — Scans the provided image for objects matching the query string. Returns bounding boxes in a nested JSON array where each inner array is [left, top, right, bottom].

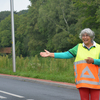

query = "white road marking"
[[0, 95, 7, 99], [27, 99, 34, 100], [0, 90, 24, 98]]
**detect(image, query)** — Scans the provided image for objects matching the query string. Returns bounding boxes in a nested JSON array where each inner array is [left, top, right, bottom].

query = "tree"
[[26, 0, 48, 55], [15, 14, 29, 56], [73, 0, 100, 29], [0, 15, 11, 47], [0, 30, 12, 47], [0, 11, 10, 22], [36, 0, 78, 51]]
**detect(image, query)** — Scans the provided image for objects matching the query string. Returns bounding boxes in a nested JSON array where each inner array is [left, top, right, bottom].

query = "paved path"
[[0, 74, 80, 100], [0, 74, 76, 89]]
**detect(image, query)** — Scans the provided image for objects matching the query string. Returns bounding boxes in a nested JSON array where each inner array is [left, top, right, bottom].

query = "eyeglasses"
[[82, 34, 89, 37]]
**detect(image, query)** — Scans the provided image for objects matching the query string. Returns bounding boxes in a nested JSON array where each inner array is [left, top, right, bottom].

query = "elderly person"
[[40, 28, 100, 100]]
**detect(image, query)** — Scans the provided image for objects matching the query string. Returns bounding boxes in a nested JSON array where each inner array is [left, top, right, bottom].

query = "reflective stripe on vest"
[[74, 60, 100, 89], [99, 67, 100, 84]]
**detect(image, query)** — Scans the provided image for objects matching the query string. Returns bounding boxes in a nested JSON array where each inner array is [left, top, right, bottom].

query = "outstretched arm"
[[40, 50, 54, 58], [40, 50, 74, 59]]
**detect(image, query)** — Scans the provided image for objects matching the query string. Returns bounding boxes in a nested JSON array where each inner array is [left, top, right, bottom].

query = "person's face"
[[82, 33, 92, 45]]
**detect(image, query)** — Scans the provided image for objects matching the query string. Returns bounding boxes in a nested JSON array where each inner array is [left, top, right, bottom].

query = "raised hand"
[[40, 49, 54, 58], [40, 49, 50, 57]]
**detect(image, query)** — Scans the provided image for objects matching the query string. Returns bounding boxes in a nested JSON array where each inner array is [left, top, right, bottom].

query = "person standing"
[[40, 28, 100, 100]]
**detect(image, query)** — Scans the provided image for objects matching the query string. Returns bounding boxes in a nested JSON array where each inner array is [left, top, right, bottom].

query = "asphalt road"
[[0, 75, 80, 100]]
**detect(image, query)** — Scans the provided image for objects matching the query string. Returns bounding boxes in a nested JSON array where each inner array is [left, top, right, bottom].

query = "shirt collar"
[[82, 41, 96, 47]]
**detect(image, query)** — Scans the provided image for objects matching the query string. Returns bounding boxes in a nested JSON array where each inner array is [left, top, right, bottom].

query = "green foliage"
[[0, 11, 11, 22], [0, 0, 100, 56], [52, 31, 70, 51], [73, 0, 100, 29], [17, 10, 28, 15], [0, 30, 11, 47], [96, 6, 100, 23], [0, 15, 11, 47], [15, 14, 29, 56]]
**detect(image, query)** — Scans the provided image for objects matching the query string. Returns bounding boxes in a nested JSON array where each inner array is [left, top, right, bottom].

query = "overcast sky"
[[0, 0, 31, 12]]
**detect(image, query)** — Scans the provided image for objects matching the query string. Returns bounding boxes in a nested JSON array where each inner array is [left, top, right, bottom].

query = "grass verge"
[[0, 55, 75, 83]]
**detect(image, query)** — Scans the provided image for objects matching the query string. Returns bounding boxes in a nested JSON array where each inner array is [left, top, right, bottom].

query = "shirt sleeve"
[[54, 44, 78, 59], [54, 51, 74, 59], [93, 59, 100, 66], [68, 44, 79, 57]]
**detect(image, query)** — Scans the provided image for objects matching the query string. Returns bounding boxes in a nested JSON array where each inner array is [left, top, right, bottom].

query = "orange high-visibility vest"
[[74, 43, 100, 89]]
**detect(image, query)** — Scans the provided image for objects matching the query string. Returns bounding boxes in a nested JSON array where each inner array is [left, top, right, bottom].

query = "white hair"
[[79, 28, 95, 40]]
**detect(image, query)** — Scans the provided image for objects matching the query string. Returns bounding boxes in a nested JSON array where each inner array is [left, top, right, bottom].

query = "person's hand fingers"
[[85, 57, 94, 64], [44, 49, 50, 53], [40, 50, 50, 57]]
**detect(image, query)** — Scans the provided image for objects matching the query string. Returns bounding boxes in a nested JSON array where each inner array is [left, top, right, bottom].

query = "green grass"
[[0, 55, 75, 83]]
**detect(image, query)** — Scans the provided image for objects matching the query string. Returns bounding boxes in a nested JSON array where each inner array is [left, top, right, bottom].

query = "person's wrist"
[[48, 53, 51, 57]]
